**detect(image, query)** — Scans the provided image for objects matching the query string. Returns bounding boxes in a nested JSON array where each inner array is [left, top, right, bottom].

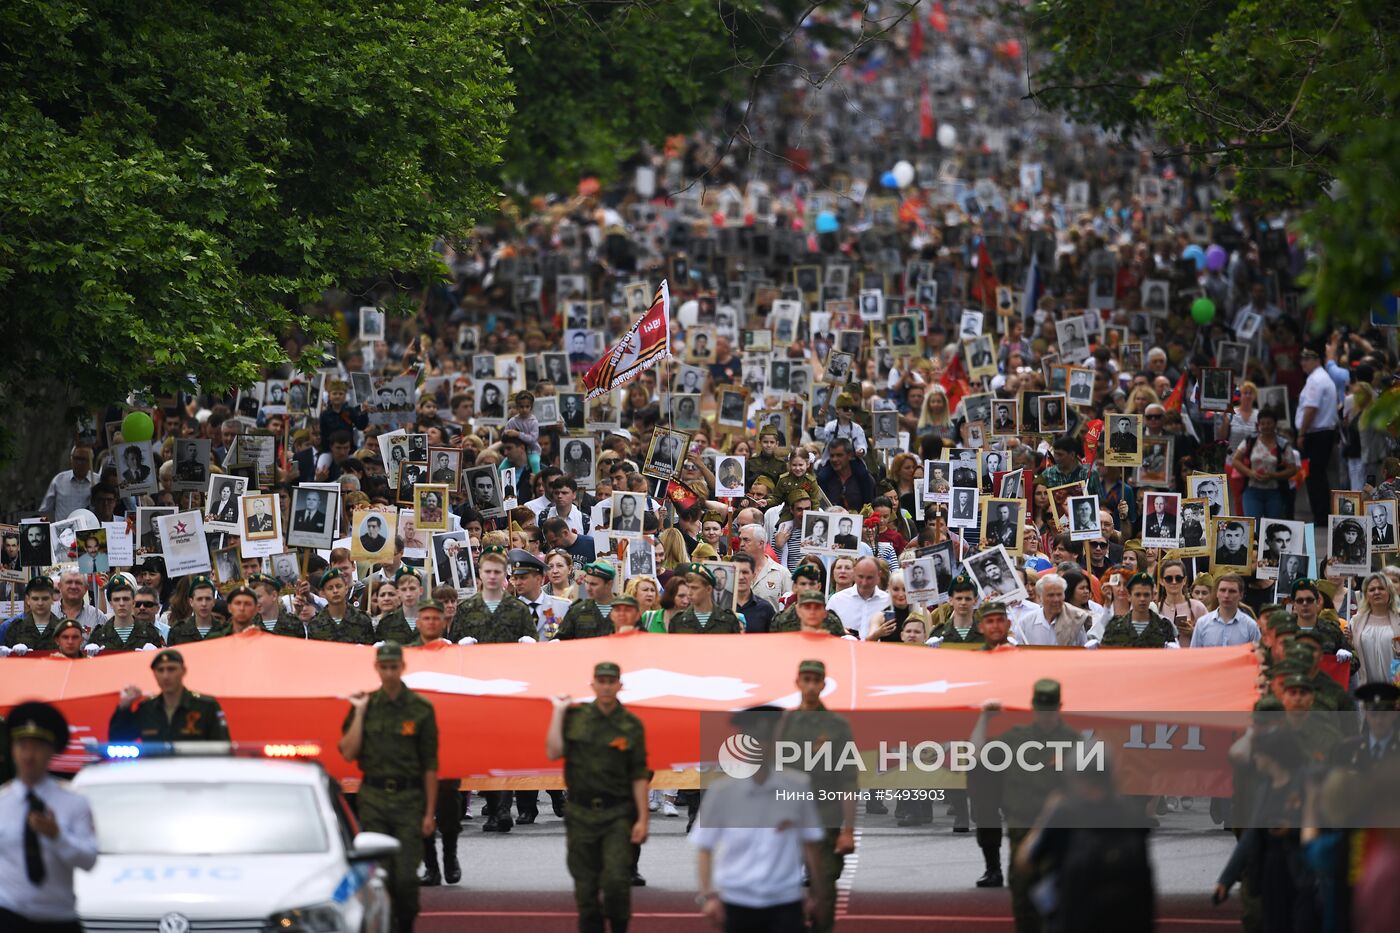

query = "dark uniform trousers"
[[566, 798, 636, 933], [358, 783, 425, 919]]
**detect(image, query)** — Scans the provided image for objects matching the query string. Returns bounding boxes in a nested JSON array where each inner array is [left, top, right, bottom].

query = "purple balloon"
[[1205, 244, 1228, 272]]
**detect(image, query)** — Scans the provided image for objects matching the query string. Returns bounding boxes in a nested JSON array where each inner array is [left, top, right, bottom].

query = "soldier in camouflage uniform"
[[668, 564, 743, 634], [547, 661, 649, 933], [770, 563, 846, 635], [373, 568, 423, 645], [1287, 578, 1349, 656], [339, 642, 439, 933], [302, 569, 374, 643], [927, 574, 985, 644], [1, 577, 65, 653], [164, 576, 231, 645], [555, 561, 620, 640], [239, 573, 300, 636], [87, 577, 165, 652], [746, 426, 787, 489], [405, 599, 464, 888], [451, 549, 538, 833], [971, 678, 1084, 933], [775, 660, 855, 933], [1099, 573, 1179, 647], [204, 586, 267, 639], [109, 648, 231, 742]]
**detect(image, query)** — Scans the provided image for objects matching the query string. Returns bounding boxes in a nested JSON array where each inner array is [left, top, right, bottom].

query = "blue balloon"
[[1182, 244, 1206, 271], [815, 211, 839, 234], [880, 171, 899, 189]]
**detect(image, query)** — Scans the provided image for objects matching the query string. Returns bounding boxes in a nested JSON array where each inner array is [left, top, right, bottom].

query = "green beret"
[[686, 563, 716, 587], [612, 596, 639, 609], [319, 568, 345, 588], [151, 648, 184, 669], [105, 575, 135, 597], [1289, 577, 1319, 597], [594, 661, 621, 679], [793, 562, 826, 583], [1127, 572, 1156, 591], [797, 590, 826, 606], [1031, 678, 1062, 711], [188, 575, 216, 595], [949, 573, 977, 594], [583, 560, 616, 582], [249, 573, 282, 590], [53, 619, 83, 638], [226, 585, 257, 604], [798, 659, 826, 677], [376, 641, 404, 662], [394, 567, 423, 585]]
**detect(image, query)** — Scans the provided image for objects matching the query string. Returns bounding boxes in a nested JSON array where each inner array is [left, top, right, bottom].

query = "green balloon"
[[1190, 297, 1216, 325], [120, 410, 155, 442]]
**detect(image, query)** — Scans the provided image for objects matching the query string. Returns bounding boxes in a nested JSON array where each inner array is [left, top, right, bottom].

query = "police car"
[[71, 743, 396, 933]]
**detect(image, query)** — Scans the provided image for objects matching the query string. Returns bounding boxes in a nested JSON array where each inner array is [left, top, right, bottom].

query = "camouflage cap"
[[758, 425, 780, 439], [594, 661, 621, 679], [1281, 673, 1315, 691], [52, 619, 83, 639], [975, 602, 1009, 623], [416, 598, 445, 614], [611, 596, 639, 610], [1031, 678, 1062, 711], [797, 659, 826, 677], [150, 648, 185, 669], [796, 590, 827, 606], [376, 641, 404, 662]]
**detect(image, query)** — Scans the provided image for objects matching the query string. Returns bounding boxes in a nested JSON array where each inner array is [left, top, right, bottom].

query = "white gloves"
[[458, 637, 479, 646], [517, 636, 537, 644], [11, 644, 30, 656], [0, 646, 10, 657], [1335, 649, 1353, 663], [83, 644, 102, 657], [1084, 639, 1100, 650], [840, 634, 858, 641], [545, 638, 563, 645], [373, 641, 386, 648], [925, 636, 944, 647], [139, 643, 158, 651], [1164, 641, 1181, 650]]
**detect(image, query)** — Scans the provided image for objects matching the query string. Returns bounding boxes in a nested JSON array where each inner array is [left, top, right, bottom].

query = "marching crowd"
[[5, 5, 1400, 933]]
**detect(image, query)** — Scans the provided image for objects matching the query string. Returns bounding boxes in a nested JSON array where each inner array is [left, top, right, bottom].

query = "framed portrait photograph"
[[963, 545, 1027, 604], [1120, 343, 1144, 373], [857, 288, 885, 323], [135, 506, 175, 555], [887, 316, 920, 355], [1210, 516, 1257, 575], [980, 449, 1010, 482], [715, 457, 746, 498], [565, 329, 603, 372], [1048, 482, 1086, 529], [923, 460, 951, 503], [279, 482, 327, 541], [1235, 308, 1262, 342], [1256, 386, 1291, 425], [1256, 517, 1307, 579], [686, 326, 718, 365], [872, 410, 900, 450], [624, 539, 657, 582], [643, 428, 689, 481], [716, 385, 750, 430], [674, 364, 707, 396], [990, 398, 1019, 437], [1366, 499, 1398, 552], [1176, 498, 1209, 554], [767, 357, 792, 395], [1137, 436, 1174, 489], [212, 545, 241, 587], [204, 475, 249, 533], [1067, 495, 1102, 542], [980, 498, 1025, 554], [1066, 367, 1095, 408], [1055, 317, 1091, 364], [1329, 514, 1372, 576], [1200, 368, 1233, 413], [172, 439, 211, 493], [240, 493, 280, 541], [1331, 490, 1363, 518], [959, 309, 984, 341], [558, 392, 586, 432], [1217, 341, 1249, 379], [741, 329, 773, 355], [998, 468, 1025, 500], [963, 393, 992, 429], [117, 441, 157, 497], [455, 467, 500, 521], [475, 379, 509, 425], [534, 395, 560, 427], [697, 561, 739, 612], [431, 530, 473, 590], [769, 300, 801, 345], [562, 436, 600, 489], [609, 491, 647, 537], [1141, 492, 1181, 549], [823, 348, 854, 385], [949, 486, 979, 530], [585, 394, 622, 432], [966, 422, 987, 450], [350, 506, 396, 563], [948, 449, 981, 489], [472, 353, 497, 379], [359, 306, 385, 342], [787, 365, 811, 401], [1140, 279, 1170, 315], [1045, 363, 1069, 394], [18, 521, 52, 569], [1104, 414, 1143, 467], [666, 393, 700, 432], [540, 352, 572, 388], [1187, 473, 1231, 518], [964, 335, 997, 379], [426, 447, 461, 490], [1037, 394, 1068, 435], [801, 511, 833, 553], [1019, 391, 1045, 435], [413, 483, 450, 533], [261, 379, 290, 415], [395, 458, 427, 507]]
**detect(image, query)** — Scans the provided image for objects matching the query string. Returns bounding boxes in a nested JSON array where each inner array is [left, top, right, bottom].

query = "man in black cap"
[[340, 642, 439, 933], [507, 548, 571, 641], [1332, 682, 1399, 770], [546, 661, 649, 933], [0, 701, 97, 932], [969, 679, 1083, 931], [109, 648, 231, 742]]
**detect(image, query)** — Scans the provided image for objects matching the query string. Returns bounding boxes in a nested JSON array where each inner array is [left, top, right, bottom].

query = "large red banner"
[[1, 633, 1260, 794]]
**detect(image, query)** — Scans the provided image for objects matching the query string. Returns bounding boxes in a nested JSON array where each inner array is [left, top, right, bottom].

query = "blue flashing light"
[[104, 744, 142, 759]]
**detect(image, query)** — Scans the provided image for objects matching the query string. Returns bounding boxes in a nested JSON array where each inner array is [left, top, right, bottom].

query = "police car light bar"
[[84, 740, 322, 760]]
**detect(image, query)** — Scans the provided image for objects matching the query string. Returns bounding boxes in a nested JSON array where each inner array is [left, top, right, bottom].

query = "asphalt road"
[[419, 796, 1242, 931]]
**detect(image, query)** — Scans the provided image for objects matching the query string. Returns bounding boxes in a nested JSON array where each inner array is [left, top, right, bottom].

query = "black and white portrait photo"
[[204, 475, 249, 532], [1178, 499, 1209, 555], [559, 392, 586, 431], [1066, 367, 1094, 407], [472, 353, 497, 379], [950, 487, 979, 529], [561, 437, 598, 488], [1217, 341, 1249, 379], [625, 541, 656, 581], [715, 457, 746, 497], [1328, 515, 1371, 576], [609, 492, 646, 536], [1211, 517, 1256, 573], [888, 316, 918, 353], [461, 465, 503, 517], [959, 309, 984, 341], [801, 512, 831, 551], [351, 508, 396, 561], [644, 430, 687, 480], [428, 448, 461, 488], [1141, 493, 1180, 549], [981, 498, 1024, 553], [476, 379, 509, 423], [676, 365, 707, 395], [1141, 279, 1169, 314], [768, 358, 791, 394], [965, 545, 1026, 603], [1104, 414, 1143, 468], [534, 395, 560, 427], [1055, 317, 1090, 363], [873, 411, 899, 449], [18, 522, 51, 568], [1274, 554, 1310, 601], [965, 335, 996, 374], [172, 439, 210, 492], [1256, 518, 1306, 579], [1368, 500, 1398, 551], [1188, 475, 1229, 518], [998, 469, 1024, 499], [1037, 395, 1067, 434], [788, 365, 811, 400], [431, 530, 471, 590], [1200, 368, 1233, 412], [118, 441, 156, 496], [717, 389, 748, 427], [824, 350, 853, 385], [1067, 495, 1101, 542], [991, 399, 1019, 436], [923, 460, 950, 502], [858, 288, 884, 323], [288, 487, 337, 549], [359, 306, 385, 341], [241, 494, 279, 541], [542, 352, 572, 387]]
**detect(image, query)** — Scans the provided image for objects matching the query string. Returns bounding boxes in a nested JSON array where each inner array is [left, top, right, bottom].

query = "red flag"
[[1083, 419, 1104, 465], [939, 350, 970, 413], [930, 2, 949, 33], [1163, 373, 1188, 412], [970, 240, 999, 309], [919, 81, 934, 141], [581, 280, 672, 399], [910, 13, 925, 59]]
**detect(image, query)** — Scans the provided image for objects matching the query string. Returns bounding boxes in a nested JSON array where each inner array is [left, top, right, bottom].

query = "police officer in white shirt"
[[507, 549, 570, 640], [0, 702, 97, 932], [1295, 347, 1339, 522]]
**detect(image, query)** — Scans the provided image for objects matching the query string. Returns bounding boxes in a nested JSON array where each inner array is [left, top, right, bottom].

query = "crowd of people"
[[4, 5, 1400, 933]]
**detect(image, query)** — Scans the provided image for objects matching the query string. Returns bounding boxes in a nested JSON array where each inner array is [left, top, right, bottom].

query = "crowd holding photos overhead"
[[6, 4, 1400, 931]]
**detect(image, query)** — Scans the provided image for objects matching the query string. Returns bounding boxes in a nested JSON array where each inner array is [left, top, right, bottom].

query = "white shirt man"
[[1296, 354, 1339, 433], [1190, 576, 1260, 647], [826, 557, 889, 638], [1015, 574, 1091, 647], [39, 447, 96, 522], [740, 524, 791, 609]]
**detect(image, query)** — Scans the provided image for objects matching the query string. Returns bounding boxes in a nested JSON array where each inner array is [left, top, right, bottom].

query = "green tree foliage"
[[0, 0, 517, 420], [1021, 0, 1400, 324]]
